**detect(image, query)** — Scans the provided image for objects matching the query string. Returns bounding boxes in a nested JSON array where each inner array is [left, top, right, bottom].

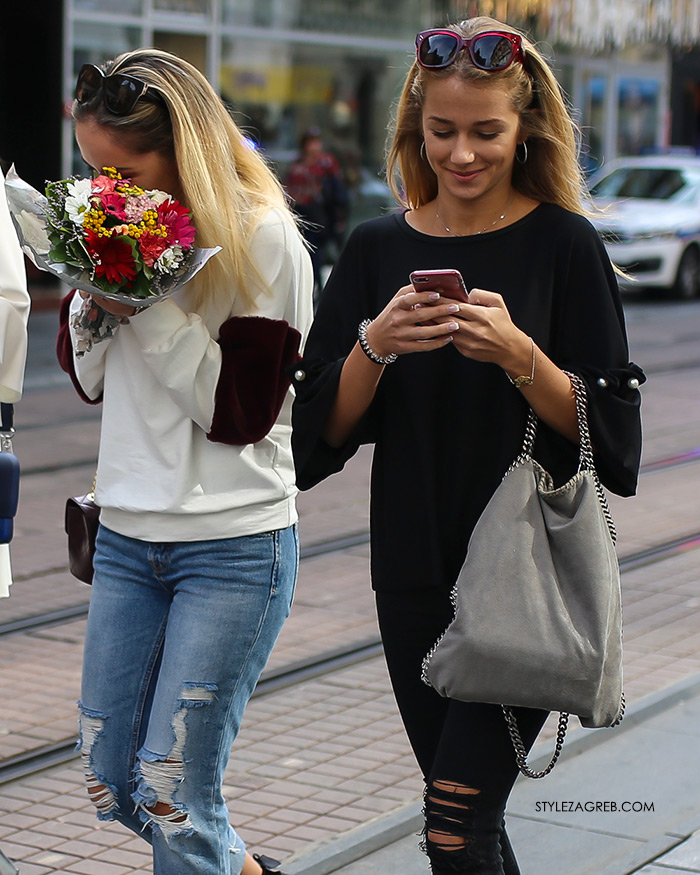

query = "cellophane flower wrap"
[[4, 165, 220, 354]]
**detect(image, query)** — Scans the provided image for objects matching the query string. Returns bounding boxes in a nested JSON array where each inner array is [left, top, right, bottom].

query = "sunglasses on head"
[[75, 63, 164, 116], [415, 29, 524, 73]]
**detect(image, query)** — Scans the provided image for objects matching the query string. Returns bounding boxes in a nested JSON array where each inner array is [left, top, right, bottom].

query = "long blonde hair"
[[73, 48, 301, 311], [387, 17, 588, 216]]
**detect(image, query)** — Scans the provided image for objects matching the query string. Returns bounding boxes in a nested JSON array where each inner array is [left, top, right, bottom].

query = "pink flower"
[[157, 199, 196, 249], [124, 193, 157, 224], [99, 192, 128, 221], [91, 175, 119, 196]]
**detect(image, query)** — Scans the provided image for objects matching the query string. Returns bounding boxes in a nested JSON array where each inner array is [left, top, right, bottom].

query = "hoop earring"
[[420, 140, 427, 161], [516, 141, 528, 164]]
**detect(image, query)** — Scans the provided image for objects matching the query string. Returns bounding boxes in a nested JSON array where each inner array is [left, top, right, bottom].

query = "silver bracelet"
[[358, 318, 397, 365]]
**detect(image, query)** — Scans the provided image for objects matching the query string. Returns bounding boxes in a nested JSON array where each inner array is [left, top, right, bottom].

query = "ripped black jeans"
[[376, 589, 548, 875]]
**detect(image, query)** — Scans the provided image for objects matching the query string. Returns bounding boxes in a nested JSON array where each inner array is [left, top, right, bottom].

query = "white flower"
[[64, 178, 93, 225], [67, 178, 93, 199], [146, 189, 170, 206], [16, 210, 51, 255], [154, 245, 185, 273]]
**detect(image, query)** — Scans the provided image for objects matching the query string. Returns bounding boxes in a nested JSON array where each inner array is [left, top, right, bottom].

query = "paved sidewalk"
[[316, 675, 700, 875], [0, 305, 699, 873]]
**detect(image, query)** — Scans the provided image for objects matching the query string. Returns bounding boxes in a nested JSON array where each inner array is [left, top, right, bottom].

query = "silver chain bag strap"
[[422, 373, 624, 779]]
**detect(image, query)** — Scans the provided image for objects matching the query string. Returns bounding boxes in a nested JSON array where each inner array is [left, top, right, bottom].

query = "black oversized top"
[[291, 205, 644, 594]]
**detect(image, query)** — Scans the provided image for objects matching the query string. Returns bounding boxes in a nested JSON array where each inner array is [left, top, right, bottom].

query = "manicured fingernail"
[[428, 293, 440, 300], [447, 304, 459, 312], [448, 321, 459, 330]]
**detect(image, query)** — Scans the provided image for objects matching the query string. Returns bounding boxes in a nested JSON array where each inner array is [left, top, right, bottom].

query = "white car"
[[588, 155, 700, 298]]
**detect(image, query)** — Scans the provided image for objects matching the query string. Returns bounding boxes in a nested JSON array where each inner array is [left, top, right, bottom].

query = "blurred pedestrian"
[[284, 128, 347, 299], [56, 49, 313, 875], [290, 17, 643, 875], [0, 164, 31, 600]]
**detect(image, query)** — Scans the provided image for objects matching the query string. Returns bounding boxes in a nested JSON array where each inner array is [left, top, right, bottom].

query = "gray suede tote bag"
[[422, 374, 624, 778]]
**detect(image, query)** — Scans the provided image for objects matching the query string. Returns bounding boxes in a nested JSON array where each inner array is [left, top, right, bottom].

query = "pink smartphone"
[[409, 269, 469, 303]]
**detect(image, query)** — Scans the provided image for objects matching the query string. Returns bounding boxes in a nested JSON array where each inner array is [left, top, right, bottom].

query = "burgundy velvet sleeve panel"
[[56, 291, 103, 405], [208, 315, 301, 446]]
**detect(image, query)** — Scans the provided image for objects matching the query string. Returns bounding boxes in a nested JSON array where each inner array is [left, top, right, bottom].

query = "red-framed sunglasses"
[[75, 64, 164, 116], [415, 29, 524, 73]]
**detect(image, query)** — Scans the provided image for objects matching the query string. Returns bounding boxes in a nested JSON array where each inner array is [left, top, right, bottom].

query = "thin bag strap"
[[568, 373, 595, 472], [519, 372, 592, 465], [0, 403, 15, 453], [518, 373, 616, 544], [566, 372, 617, 545]]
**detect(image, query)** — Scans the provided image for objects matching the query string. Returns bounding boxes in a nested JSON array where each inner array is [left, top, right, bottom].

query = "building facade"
[[1, 1, 699, 199], [60, 0, 452, 187]]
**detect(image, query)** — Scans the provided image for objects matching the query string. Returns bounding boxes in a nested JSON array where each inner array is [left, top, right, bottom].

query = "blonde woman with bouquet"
[[56, 49, 313, 875]]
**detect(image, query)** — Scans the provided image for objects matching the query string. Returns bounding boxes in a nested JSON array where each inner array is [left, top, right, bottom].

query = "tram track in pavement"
[[2, 281, 693, 788], [12, 346, 700, 480], [0, 635, 384, 787], [1, 443, 699, 642], [2, 370, 700, 785], [1, 501, 699, 642], [4, 442, 698, 638], [2, 518, 700, 786]]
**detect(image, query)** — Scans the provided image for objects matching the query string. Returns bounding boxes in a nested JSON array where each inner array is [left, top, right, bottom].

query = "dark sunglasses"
[[416, 29, 524, 73], [75, 63, 164, 116]]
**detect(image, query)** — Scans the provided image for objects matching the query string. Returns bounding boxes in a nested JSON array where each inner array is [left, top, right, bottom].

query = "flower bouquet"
[[4, 165, 220, 352]]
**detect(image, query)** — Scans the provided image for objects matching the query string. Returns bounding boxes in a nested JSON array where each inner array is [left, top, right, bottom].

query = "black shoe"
[[253, 853, 287, 874]]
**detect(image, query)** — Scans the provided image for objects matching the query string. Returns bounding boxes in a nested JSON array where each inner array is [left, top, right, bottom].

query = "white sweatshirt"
[[1, 167, 31, 598], [61, 210, 313, 542], [0, 168, 30, 404]]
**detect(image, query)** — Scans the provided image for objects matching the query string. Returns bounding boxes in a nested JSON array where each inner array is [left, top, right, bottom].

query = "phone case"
[[410, 269, 468, 302]]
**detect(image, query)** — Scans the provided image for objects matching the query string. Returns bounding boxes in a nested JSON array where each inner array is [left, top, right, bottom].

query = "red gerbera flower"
[[157, 199, 196, 249], [85, 229, 137, 287]]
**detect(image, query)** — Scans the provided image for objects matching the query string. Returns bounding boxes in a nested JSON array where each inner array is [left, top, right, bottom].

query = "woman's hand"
[[322, 286, 459, 448], [364, 285, 461, 359], [82, 292, 137, 319], [429, 288, 531, 373], [432, 288, 579, 443]]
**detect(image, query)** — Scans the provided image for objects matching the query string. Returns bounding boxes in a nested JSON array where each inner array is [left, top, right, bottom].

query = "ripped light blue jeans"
[[78, 523, 298, 875]]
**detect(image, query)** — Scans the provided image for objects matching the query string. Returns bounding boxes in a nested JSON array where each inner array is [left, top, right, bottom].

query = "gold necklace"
[[435, 196, 512, 236]]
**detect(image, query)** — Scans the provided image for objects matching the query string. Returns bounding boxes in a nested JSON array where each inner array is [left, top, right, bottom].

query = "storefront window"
[[153, 32, 207, 71], [153, 0, 211, 14], [617, 77, 660, 156], [220, 36, 404, 227], [70, 22, 143, 173], [581, 73, 607, 174], [222, 0, 421, 37], [73, 0, 143, 13], [296, 0, 419, 36], [220, 37, 404, 166], [72, 21, 143, 79]]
